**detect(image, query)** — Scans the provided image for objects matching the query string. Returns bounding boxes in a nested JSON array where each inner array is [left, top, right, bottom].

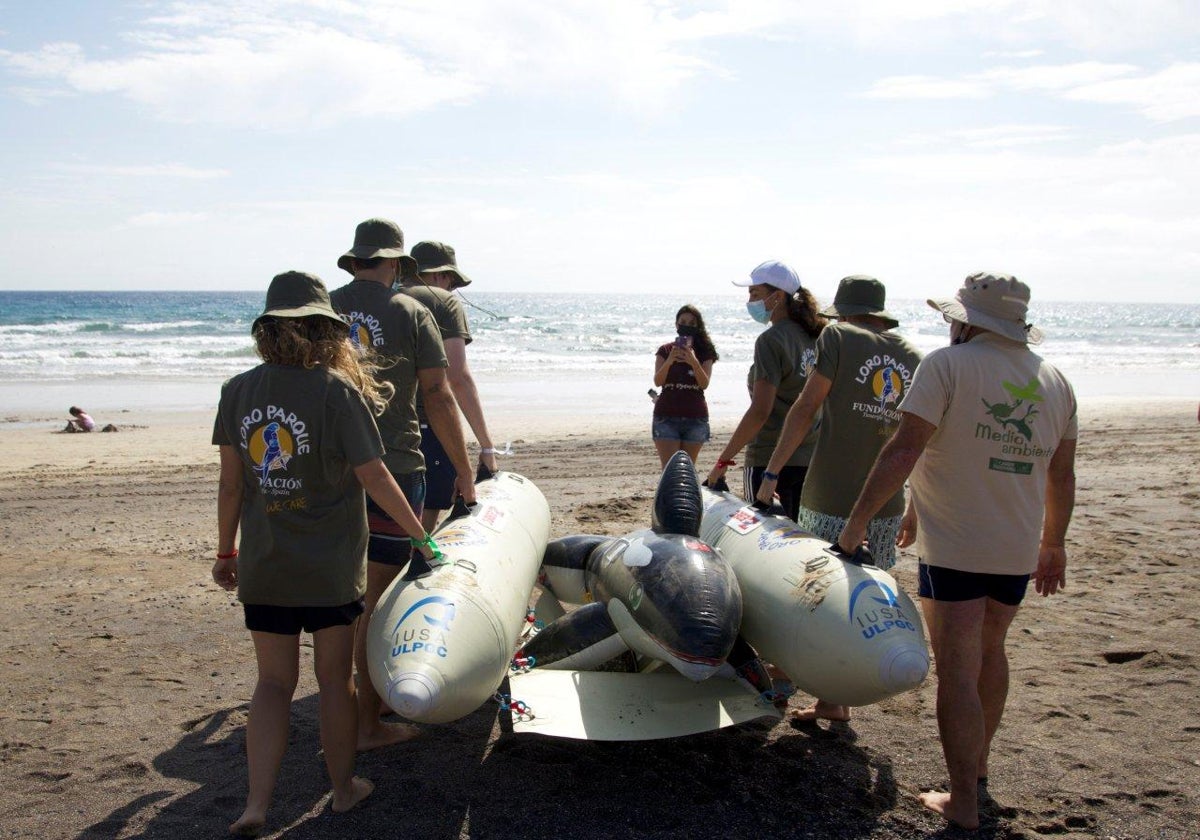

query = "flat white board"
[[508, 669, 781, 740]]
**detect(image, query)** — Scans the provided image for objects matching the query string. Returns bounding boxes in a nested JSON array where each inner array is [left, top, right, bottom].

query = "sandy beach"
[[0, 397, 1196, 839]]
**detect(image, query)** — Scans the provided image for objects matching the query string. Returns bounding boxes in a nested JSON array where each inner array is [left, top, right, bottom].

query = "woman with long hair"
[[705, 260, 826, 521], [211, 271, 438, 836], [652, 304, 719, 467]]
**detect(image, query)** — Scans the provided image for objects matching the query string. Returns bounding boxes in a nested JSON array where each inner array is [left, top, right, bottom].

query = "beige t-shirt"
[[900, 333, 1078, 575]]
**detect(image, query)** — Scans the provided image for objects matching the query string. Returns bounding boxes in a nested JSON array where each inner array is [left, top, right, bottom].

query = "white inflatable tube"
[[367, 471, 551, 723], [699, 487, 929, 706]]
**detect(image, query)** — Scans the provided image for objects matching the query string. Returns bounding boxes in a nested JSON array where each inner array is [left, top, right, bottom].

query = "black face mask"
[[676, 324, 700, 338]]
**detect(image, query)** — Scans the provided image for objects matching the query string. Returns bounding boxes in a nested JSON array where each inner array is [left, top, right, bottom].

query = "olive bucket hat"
[[411, 240, 472, 288], [820, 275, 899, 329], [928, 272, 1043, 344], [252, 271, 348, 332], [337, 218, 419, 277]]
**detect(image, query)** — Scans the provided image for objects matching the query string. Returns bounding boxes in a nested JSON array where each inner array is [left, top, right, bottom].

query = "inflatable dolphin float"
[[508, 452, 783, 739]]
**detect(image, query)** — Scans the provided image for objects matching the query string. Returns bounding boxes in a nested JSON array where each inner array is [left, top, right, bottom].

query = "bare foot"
[[788, 700, 851, 722], [331, 776, 374, 814], [357, 721, 422, 752], [229, 811, 265, 836], [918, 790, 979, 830]]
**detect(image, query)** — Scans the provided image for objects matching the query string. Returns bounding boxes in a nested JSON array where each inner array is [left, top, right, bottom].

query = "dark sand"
[[0, 399, 1196, 839]]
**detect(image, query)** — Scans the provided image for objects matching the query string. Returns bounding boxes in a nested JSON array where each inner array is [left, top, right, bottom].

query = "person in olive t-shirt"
[[757, 275, 921, 725], [211, 271, 435, 836], [400, 240, 498, 532], [330, 218, 476, 752], [837, 273, 1076, 831], [705, 260, 827, 521]]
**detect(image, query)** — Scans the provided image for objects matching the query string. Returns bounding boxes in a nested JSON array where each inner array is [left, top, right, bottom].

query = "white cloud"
[[126, 210, 210, 226], [0, 1, 734, 127], [52, 163, 230, 179], [1065, 63, 1200, 122], [897, 124, 1072, 149], [978, 61, 1138, 91], [4, 2, 1200, 128], [865, 75, 991, 100], [867, 60, 1198, 123]]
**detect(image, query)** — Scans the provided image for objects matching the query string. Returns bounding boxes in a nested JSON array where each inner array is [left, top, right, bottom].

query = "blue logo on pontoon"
[[848, 579, 917, 639], [847, 580, 900, 622], [392, 596, 457, 635], [390, 596, 456, 659]]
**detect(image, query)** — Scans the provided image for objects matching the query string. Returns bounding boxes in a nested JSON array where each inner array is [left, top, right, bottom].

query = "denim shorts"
[[652, 415, 711, 444], [918, 562, 1030, 606]]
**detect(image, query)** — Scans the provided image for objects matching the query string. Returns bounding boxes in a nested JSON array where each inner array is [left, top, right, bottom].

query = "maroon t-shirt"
[[654, 341, 715, 420]]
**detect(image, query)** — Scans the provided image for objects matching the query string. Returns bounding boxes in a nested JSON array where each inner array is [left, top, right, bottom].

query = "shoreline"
[[2, 372, 1197, 430]]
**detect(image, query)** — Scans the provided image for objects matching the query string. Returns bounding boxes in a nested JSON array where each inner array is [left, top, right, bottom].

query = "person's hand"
[[755, 475, 778, 506], [705, 462, 729, 488], [896, 505, 918, 548], [836, 524, 865, 556], [455, 471, 477, 505], [212, 555, 238, 591], [1033, 544, 1067, 596]]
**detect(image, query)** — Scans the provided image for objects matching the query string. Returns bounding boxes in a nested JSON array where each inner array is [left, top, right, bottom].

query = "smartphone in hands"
[[674, 335, 694, 349]]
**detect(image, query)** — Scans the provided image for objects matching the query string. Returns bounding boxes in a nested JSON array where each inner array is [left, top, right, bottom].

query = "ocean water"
[[1, 290, 1197, 418]]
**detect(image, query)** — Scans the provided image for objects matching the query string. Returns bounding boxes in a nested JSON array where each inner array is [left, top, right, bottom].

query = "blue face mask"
[[746, 299, 771, 324]]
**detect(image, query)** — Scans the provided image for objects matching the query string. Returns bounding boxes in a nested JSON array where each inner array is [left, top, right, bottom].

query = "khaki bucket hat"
[[252, 271, 348, 331], [337, 218, 419, 277], [928, 272, 1043, 345]]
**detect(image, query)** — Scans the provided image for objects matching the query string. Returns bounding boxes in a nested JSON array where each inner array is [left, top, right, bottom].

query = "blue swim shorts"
[[652, 415, 711, 444], [365, 470, 425, 565], [243, 599, 365, 635], [918, 562, 1030, 606], [419, 423, 457, 511]]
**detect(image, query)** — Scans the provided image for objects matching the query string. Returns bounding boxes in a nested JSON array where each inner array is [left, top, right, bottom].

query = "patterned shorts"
[[797, 505, 903, 570]]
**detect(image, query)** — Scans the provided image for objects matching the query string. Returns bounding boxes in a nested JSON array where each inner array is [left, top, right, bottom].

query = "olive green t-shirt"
[[399, 283, 472, 424], [800, 322, 922, 518], [212, 364, 384, 607], [399, 283, 472, 344], [329, 280, 447, 474], [745, 319, 819, 468]]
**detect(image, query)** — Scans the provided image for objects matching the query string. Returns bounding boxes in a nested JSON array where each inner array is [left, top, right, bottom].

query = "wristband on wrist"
[[762, 470, 779, 481], [216, 549, 238, 560], [414, 532, 444, 560], [716, 458, 737, 469]]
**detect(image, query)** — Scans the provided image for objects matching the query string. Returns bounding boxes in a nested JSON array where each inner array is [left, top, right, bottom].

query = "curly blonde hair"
[[253, 315, 394, 415]]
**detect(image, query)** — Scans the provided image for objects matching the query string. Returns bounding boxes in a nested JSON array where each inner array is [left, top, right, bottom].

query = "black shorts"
[[419, 424, 457, 510], [745, 464, 807, 523], [243, 599, 365, 635], [918, 562, 1030, 607]]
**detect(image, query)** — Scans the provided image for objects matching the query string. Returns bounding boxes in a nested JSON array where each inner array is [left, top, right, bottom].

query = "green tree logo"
[[981, 378, 1043, 441]]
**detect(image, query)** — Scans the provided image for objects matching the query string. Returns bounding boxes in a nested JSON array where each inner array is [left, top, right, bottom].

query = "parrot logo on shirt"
[[981, 378, 1043, 441], [251, 422, 293, 482]]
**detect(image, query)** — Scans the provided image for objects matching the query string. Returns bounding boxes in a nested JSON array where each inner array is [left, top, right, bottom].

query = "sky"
[[1, 0, 1198, 302]]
